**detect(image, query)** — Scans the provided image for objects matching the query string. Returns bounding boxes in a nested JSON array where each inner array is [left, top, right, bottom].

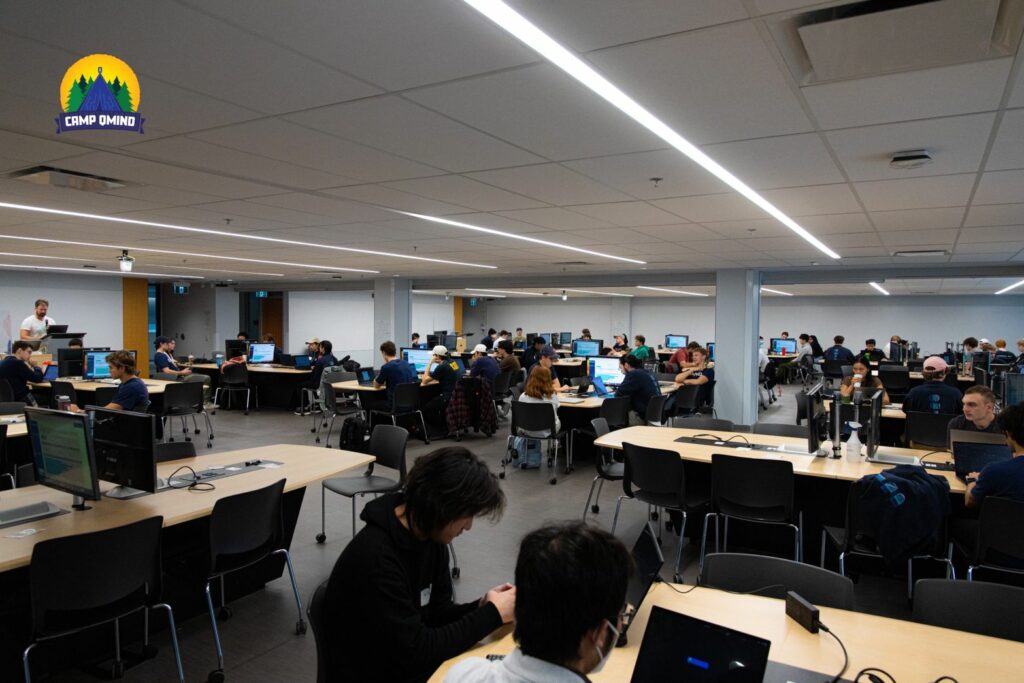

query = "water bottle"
[[57, 395, 71, 411], [846, 421, 863, 460]]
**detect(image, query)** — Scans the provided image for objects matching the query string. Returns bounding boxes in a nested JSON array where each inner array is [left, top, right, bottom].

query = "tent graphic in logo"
[[57, 54, 144, 133]]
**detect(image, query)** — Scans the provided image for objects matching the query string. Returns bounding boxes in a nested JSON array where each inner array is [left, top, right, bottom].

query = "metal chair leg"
[[699, 512, 714, 574], [611, 496, 627, 534], [155, 603, 185, 682], [22, 642, 36, 683], [204, 581, 225, 673], [819, 529, 826, 568], [351, 496, 357, 537], [582, 476, 600, 519], [673, 511, 687, 581], [272, 548, 307, 635]]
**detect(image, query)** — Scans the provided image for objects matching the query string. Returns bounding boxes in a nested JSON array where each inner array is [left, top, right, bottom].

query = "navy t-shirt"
[[825, 345, 855, 364], [614, 368, 660, 415], [470, 355, 499, 383], [903, 381, 962, 415], [971, 456, 1024, 505], [154, 350, 178, 372], [113, 376, 149, 411], [376, 358, 418, 404], [430, 360, 461, 400], [691, 367, 715, 406]]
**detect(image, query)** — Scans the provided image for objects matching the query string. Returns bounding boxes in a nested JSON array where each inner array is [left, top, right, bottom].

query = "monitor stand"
[[71, 494, 91, 511], [0, 500, 68, 529], [104, 486, 150, 500]]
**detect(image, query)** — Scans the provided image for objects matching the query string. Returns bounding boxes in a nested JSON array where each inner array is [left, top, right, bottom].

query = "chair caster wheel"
[[451, 567, 461, 579], [315, 438, 321, 444], [207, 670, 225, 683], [168, 437, 175, 442], [185, 437, 192, 442], [591, 505, 600, 513], [296, 619, 307, 635], [195, 429, 201, 434], [499, 472, 506, 479], [207, 443, 213, 448], [218, 606, 232, 621], [316, 533, 326, 544], [244, 411, 249, 415], [310, 428, 317, 433], [549, 478, 557, 485], [112, 661, 125, 678]]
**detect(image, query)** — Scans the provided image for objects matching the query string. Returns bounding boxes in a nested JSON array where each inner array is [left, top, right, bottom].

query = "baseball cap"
[[472, 344, 488, 354], [539, 345, 558, 359], [923, 356, 948, 372], [978, 338, 991, 345], [432, 345, 449, 356], [154, 335, 171, 346], [306, 336, 321, 344]]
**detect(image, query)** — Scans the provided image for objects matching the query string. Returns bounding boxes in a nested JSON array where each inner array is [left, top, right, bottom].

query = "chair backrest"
[[700, 552, 854, 610], [162, 380, 201, 411], [154, 440, 197, 463], [752, 423, 807, 439], [822, 359, 847, 378], [511, 400, 556, 435], [878, 366, 911, 391], [393, 382, 421, 411], [711, 453, 794, 519], [598, 396, 631, 430], [622, 442, 685, 506], [492, 370, 514, 396], [367, 424, 409, 482], [699, 379, 716, 408], [209, 478, 286, 575], [645, 394, 669, 425], [671, 384, 701, 415], [590, 417, 614, 472], [321, 365, 348, 387], [29, 516, 164, 636], [913, 578, 1024, 642], [905, 411, 957, 448], [50, 380, 78, 407], [678, 417, 734, 432], [0, 379, 12, 402], [16, 462, 35, 487], [795, 390, 808, 425], [974, 496, 1024, 566], [221, 362, 250, 385], [308, 580, 331, 683]]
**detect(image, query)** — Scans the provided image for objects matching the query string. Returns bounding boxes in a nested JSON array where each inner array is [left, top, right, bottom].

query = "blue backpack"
[[511, 436, 543, 469]]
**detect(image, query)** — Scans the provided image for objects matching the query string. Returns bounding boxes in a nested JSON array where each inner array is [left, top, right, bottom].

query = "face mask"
[[590, 619, 620, 674]]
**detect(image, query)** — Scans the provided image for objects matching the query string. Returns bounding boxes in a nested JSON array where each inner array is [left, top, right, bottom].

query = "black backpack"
[[338, 415, 368, 451]]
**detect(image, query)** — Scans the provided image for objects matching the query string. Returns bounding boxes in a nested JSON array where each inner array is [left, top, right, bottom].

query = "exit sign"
[[255, 290, 268, 298]]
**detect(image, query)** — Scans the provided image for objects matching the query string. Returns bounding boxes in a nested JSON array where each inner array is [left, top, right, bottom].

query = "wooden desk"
[[0, 418, 27, 438], [0, 444, 373, 573], [430, 583, 1024, 682], [32, 378, 176, 395], [593, 426, 962, 493], [824, 398, 907, 420], [553, 358, 584, 367], [332, 379, 384, 393], [191, 363, 311, 376], [558, 382, 678, 410]]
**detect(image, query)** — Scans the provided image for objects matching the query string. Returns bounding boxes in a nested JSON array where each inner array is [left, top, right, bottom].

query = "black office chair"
[[160, 381, 212, 448], [904, 411, 958, 449], [0, 423, 11, 491], [700, 453, 803, 572], [613, 442, 709, 582], [973, 367, 989, 388], [700, 552, 854, 610], [822, 359, 848, 385], [697, 379, 717, 417], [568, 396, 630, 465], [668, 384, 701, 424], [370, 382, 429, 444], [957, 497, 1024, 582], [0, 401, 25, 415], [204, 479, 305, 683], [821, 479, 954, 599], [317, 424, 408, 542], [582, 417, 624, 518], [676, 417, 735, 432], [212, 363, 257, 414], [154, 440, 197, 463], [492, 369, 515, 418], [315, 378, 359, 446], [752, 423, 806, 438], [23, 516, 184, 682], [93, 386, 117, 407], [794, 390, 808, 425], [307, 580, 331, 683], [645, 394, 669, 426], [0, 379, 13, 402], [913, 578, 1024, 642], [503, 400, 568, 485], [49, 380, 78, 408]]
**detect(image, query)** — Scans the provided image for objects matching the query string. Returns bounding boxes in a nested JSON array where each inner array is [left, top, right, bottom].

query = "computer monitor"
[[433, 330, 448, 336], [91, 406, 157, 499], [442, 334, 457, 351], [426, 334, 440, 348], [58, 347, 86, 376], [45, 324, 69, 335], [1006, 373, 1024, 408], [25, 406, 100, 507], [83, 349, 136, 379], [707, 342, 715, 362], [587, 356, 625, 386], [526, 333, 537, 345], [452, 357, 466, 374], [248, 343, 275, 364], [559, 332, 572, 346], [571, 339, 602, 357], [770, 338, 798, 354], [665, 334, 689, 349], [402, 347, 434, 373], [225, 339, 247, 358]]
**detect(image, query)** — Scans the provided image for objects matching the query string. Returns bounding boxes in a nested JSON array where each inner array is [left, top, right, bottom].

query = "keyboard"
[[559, 396, 585, 404], [0, 501, 66, 529], [97, 378, 121, 385]]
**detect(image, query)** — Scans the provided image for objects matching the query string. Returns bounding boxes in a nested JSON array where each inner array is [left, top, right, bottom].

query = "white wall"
[[0, 271, 123, 350], [214, 287, 239, 349], [632, 298, 716, 347], [411, 296, 454, 339], [286, 290, 375, 365]]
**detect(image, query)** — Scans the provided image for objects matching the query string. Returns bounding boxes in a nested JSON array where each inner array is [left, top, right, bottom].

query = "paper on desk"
[[6, 528, 43, 539], [259, 462, 282, 469]]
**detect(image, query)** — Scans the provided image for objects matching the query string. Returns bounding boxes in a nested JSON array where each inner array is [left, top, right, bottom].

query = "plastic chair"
[[667, 384, 700, 423], [913, 578, 1024, 642], [700, 453, 803, 572], [697, 379, 717, 417], [613, 442, 709, 581], [700, 552, 853, 610], [93, 386, 117, 407], [315, 375, 359, 446], [503, 400, 568, 485], [23, 516, 184, 682], [154, 441, 197, 463], [160, 381, 212, 448], [752, 423, 807, 439], [905, 411, 958, 449], [822, 359, 848, 384], [0, 379, 13, 402], [492, 370, 515, 419], [676, 417, 735, 432], [0, 401, 26, 415], [49, 380, 77, 408], [204, 479, 305, 683], [370, 382, 429, 444], [960, 497, 1024, 582], [567, 396, 630, 465], [307, 580, 331, 683], [317, 424, 408, 543], [879, 366, 910, 398], [582, 418, 623, 519], [645, 394, 669, 426], [212, 363, 257, 414]]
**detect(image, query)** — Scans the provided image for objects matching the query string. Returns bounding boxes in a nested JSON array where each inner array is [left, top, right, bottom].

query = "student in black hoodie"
[[323, 447, 513, 683]]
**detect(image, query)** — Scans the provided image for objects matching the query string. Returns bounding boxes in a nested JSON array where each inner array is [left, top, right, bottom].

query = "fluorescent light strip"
[[0, 233, 375, 274], [467, 288, 544, 297], [565, 288, 633, 297], [760, 287, 793, 296], [637, 286, 708, 297], [465, 291, 506, 298], [0, 263, 202, 279], [0, 251, 284, 277], [460, 0, 840, 261], [412, 290, 451, 296], [154, 264, 284, 277], [869, 282, 890, 296], [0, 201, 495, 270], [396, 211, 646, 265], [995, 279, 1024, 295]]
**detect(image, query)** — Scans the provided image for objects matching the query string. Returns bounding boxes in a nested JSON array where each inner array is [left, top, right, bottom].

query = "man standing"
[[0, 341, 45, 404], [511, 328, 526, 346], [470, 344, 499, 383], [20, 299, 55, 341], [903, 356, 962, 415], [947, 385, 1001, 445]]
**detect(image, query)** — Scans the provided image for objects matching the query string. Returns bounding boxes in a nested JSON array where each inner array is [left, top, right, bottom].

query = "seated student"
[[824, 335, 855, 364], [511, 328, 526, 346], [993, 339, 1016, 365], [859, 338, 886, 363], [516, 366, 560, 436], [1014, 338, 1024, 371], [808, 334, 825, 358], [496, 330, 510, 343], [962, 336, 980, 362], [366, 340, 418, 414], [446, 522, 631, 683], [674, 346, 714, 410], [531, 346, 568, 392], [780, 331, 790, 340], [521, 336, 546, 372], [469, 344, 500, 383], [630, 335, 654, 362], [965, 402, 1024, 508], [839, 359, 890, 405], [421, 345, 461, 435], [902, 356, 962, 415], [885, 335, 905, 360], [295, 340, 337, 415], [154, 337, 212, 396], [0, 340, 45, 404], [615, 354, 660, 421], [609, 333, 629, 356], [70, 351, 148, 412], [495, 340, 520, 377], [580, 328, 593, 341], [481, 328, 497, 351], [667, 342, 691, 372], [68, 337, 83, 349], [411, 332, 422, 348], [237, 331, 249, 342], [324, 447, 514, 683], [947, 385, 1000, 445], [261, 333, 284, 363]]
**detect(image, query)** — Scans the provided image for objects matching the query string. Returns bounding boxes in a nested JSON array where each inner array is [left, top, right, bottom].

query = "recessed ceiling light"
[[564, 288, 634, 297], [0, 201, 496, 270], [760, 287, 793, 296], [0, 263, 202, 279], [893, 249, 949, 257], [460, 0, 841, 261], [467, 288, 545, 297], [636, 286, 709, 297], [869, 282, 890, 296], [995, 279, 1024, 295], [395, 211, 646, 265]]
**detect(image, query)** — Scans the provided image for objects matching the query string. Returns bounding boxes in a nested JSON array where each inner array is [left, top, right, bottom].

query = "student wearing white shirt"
[[19, 299, 55, 340]]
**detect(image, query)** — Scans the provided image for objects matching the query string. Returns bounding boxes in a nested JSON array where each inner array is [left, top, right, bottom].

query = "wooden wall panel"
[[122, 278, 149, 378]]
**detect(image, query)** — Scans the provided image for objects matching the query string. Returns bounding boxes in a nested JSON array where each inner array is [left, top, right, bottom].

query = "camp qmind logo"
[[56, 54, 144, 133]]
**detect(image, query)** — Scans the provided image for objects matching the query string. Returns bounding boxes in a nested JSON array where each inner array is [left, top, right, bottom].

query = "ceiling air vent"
[[6, 165, 131, 191], [552, 261, 591, 266]]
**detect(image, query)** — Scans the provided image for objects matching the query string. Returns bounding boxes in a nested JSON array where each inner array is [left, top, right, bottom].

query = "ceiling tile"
[[385, 175, 549, 212], [702, 133, 845, 189], [881, 229, 958, 247], [467, 164, 634, 205], [797, 213, 874, 234], [870, 207, 966, 231], [563, 149, 729, 199], [492, 207, 614, 230], [963, 203, 1024, 227], [652, 193, 765, 223], [983, 108, 1024, 171], [973, 170, 1024, 205], [567, 201, 682, 227], [322, 185, 471, 216], [760, 184, 862, 216], [854, 174, 975, 211], [957, 225, 1024, 243]]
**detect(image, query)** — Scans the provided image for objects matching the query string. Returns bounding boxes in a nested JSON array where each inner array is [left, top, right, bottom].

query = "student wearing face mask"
[[446, 521, 632, 683]]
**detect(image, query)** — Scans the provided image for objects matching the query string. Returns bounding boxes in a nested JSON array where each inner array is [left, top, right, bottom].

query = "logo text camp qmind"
[[57, 54, 144, 134]]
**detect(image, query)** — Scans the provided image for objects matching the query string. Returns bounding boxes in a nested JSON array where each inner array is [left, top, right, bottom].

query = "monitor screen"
[[402, 347, 434, 373], [26, 407, 100, 501], [84, 350, 111, 379], [559, 332, 572, 345], [225, 339, 247, 358], [442, 334, 457, 350], [248, 343, 275, 363], [92, 407, 157, 496], [707, 342, 715, 362], [665, 334, 689, 349], [770, 338, 797, 354], [572, 340, 601, 357], [1006, 374, 1024, 407], [526, 333, 537, 344], [587, 356, 625, 386], [452, 357, 466, 374]]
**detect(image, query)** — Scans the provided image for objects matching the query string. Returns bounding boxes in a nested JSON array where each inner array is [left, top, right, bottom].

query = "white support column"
[[714, 269, 761, 426], [374, 278, 411, 348]]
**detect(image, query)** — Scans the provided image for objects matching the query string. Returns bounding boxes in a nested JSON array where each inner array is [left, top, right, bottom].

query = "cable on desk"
[[166, 465, 216, 492], [690, 433, 723, 440], [931, 677, 959, 683], [654, 576, 698, 594], [724, 434, 750, 444], [917, 450, 947, 464], [819, 623, 848, 683], [852, 668, 896, 683]]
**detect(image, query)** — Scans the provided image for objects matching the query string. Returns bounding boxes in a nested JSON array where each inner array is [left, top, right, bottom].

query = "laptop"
[[591, 376, 614, 399], [279, 353, 295, 367], [42, 364, 59, 381], [45, 324, 69, 334], [950, 430, 1013, 482], [620, 527, 665, 642], [631, 606, 770, 682], [293, 355, 312, 370], [356, 367, 376, 386], [451, 357, 466, 375]]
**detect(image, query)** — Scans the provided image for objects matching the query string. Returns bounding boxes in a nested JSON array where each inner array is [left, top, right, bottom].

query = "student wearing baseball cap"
[[902, 356, 963, 416], [531, 345, 568, 393], [421, 345, 460, 435], [470, 343, 499, 383]]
